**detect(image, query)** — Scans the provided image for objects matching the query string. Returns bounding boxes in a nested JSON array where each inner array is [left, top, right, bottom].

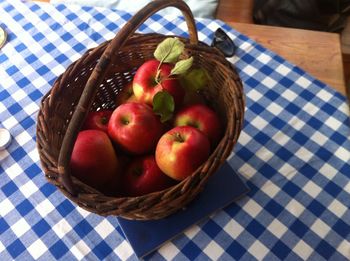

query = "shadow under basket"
[[36, 0, 245, 220]]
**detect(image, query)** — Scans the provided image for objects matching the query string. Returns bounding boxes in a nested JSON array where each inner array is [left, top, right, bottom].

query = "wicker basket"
[[36, 0, 245, 220]]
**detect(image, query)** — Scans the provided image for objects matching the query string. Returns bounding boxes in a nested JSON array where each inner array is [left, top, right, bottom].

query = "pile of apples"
[[70, 38, 222, 197]]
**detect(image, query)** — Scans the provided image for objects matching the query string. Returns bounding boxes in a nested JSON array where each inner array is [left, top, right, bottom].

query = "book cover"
[[117, 162, 249, 258]]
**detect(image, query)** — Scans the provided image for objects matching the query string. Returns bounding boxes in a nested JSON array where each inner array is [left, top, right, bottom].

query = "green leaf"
[[181, 68, 210, 92], [153, 91, 175, 123], [170, 57, 193, 75], [154, 37, 184, 63]]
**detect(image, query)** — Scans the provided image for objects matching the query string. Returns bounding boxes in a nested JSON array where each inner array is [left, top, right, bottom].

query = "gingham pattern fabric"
[[1, 0, 350, 260]]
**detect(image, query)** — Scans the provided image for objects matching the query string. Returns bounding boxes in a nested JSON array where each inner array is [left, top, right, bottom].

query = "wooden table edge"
[[225, 22, 346, 96]]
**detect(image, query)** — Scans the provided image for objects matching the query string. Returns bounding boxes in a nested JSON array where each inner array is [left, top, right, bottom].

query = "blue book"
[[117, 162, 249, 259]]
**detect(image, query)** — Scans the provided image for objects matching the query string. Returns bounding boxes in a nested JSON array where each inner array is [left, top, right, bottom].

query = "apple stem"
[[121, 117, 129, 125], [174, 132, 185, 143], [164, 76, 177, 81], [101, 116, 108, 125], [155, 69, 161, 84], [187, 121, 199, 129]]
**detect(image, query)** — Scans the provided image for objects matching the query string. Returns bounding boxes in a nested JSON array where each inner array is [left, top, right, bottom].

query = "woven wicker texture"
[[36, 0, 244, 220]]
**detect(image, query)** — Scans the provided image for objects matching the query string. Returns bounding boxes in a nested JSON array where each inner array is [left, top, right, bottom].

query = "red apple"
[[108, 102, 164, 155], [115, 82, 138, 106], [122, 155, 175, 196], [133, 59, 185, 106], [174, 104, 222, 146], [70, 130, 119, 192], [82, 110, 113, 133], [155, 126, 210, 181]]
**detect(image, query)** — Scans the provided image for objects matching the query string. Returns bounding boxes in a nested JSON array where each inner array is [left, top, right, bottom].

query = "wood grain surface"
[[230, 23, 346, 95], [216, 0, 346, 95], [216, 0, 254, 24]]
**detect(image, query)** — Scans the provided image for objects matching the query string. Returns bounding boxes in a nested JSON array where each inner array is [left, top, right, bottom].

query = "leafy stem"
[[155, 67, 162, 84]]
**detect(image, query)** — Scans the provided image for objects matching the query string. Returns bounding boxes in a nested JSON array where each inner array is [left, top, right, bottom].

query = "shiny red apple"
[[108, 102, 164, 155], [174, 104, 222, 147], [133, 59, 185, 106], [82, 110, 113, 133], [122, 155, 175, 196], [70, 130, 119, 192], [155, 126, 210, 181]]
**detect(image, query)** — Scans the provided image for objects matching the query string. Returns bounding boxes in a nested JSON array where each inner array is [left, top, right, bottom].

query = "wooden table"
[[215, 0, 346, 96], [229, 23, 346, 95]]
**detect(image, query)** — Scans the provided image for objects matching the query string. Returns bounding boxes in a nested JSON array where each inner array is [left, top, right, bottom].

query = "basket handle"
[[57, 0, 199, 195]]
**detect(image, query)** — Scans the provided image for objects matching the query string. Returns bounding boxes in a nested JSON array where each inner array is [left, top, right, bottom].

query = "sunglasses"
[[211, 28, 237, 58]]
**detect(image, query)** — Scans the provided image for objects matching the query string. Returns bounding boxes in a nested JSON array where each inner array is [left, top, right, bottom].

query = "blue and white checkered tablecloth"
[[1, 0, 350, 260]]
